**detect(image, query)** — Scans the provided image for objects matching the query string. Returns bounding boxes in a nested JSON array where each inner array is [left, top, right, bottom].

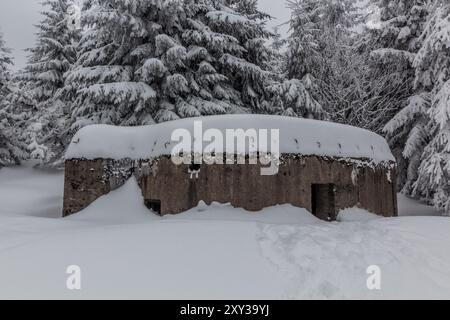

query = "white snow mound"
[[66, 115, 395, 163], [67, 177, 158, 224], [166, 200, 321, 225], [337, 207, 382, 222]]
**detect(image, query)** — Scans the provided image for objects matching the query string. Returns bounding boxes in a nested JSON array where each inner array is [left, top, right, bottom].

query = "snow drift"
[[66, 115, 395, 163], [0, 166, 449, 299]]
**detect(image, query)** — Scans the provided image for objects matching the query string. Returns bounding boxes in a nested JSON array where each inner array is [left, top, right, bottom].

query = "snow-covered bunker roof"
[[66, 115, 395, 163]]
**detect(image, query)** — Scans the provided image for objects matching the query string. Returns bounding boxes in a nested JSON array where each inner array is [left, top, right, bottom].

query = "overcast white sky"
[[0, 0, 292, 71]]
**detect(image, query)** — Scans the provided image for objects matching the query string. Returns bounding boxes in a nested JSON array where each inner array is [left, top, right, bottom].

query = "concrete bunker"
[[63, 115, 398, 220]]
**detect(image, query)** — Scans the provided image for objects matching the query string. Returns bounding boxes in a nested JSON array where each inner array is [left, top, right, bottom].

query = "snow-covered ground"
[[0, 164, 449, 300]]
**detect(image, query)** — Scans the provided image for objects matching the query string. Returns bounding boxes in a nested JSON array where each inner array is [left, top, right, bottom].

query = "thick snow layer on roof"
[[65, 115, 395, 163]]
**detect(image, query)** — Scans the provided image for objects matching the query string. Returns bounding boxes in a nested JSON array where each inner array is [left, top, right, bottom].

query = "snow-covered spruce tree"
[[284, 0, 357, 118], [270, 27, 286, 52], [407, 1, 450, 212], [66, 0, 292, 132], [367, 0, 430, 190], [0, 32, 26, 167], [0, 32, 12, 90], [224, 0, 270, 21], [226, 0, 322, 118], [14, 0, 81, 167]]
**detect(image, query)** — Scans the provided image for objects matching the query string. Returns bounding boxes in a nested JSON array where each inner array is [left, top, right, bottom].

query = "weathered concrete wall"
[[63, 156, 397, 219], [136, 156, 397, 218], [63, 160, 110, 216], [63, 159, 134, 217]]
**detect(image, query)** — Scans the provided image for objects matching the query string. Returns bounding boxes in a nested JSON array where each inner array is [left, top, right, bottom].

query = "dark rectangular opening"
[[311, 184, 336, 221], [145, 199, 162, 215], [189, 163, 201, 172]]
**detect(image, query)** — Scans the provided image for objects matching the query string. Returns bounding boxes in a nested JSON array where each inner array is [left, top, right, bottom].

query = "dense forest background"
[[0, 0, 449, 212]]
